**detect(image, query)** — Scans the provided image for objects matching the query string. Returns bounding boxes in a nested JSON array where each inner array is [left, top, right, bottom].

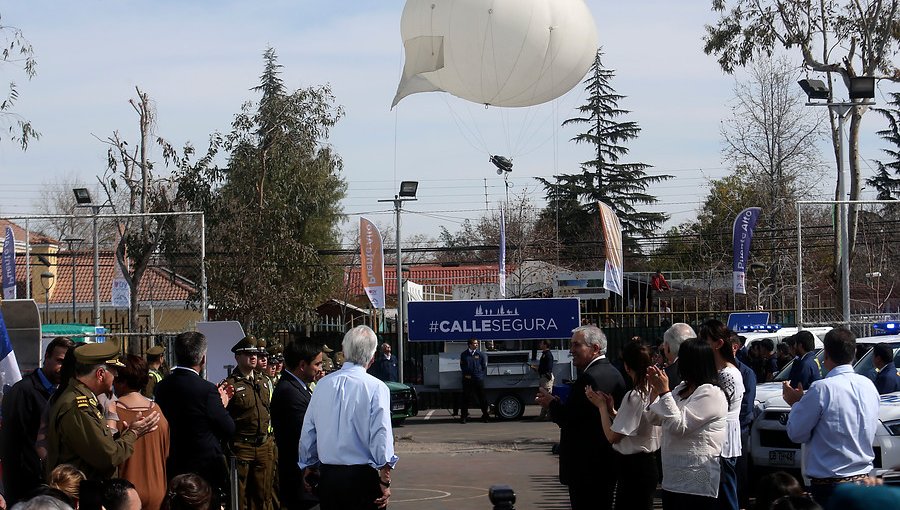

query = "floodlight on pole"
[[378, 181, 419, 384], [73, 187, 110, 328], [798, 76, 876, 325]]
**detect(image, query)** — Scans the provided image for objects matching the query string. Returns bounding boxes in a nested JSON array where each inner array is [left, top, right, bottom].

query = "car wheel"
[[496, 394, 525, 420]]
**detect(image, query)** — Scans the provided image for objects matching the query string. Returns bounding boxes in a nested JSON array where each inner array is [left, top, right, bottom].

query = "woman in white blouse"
[[586, 342, 660, 510], [647, 338, 728, 510], [700, 319, 745, 510]]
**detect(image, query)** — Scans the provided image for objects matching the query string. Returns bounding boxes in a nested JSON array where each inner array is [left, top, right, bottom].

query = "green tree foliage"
[[868, 92, 900, 199], [704, 0, 900, 303], [0, 13, 38, 149], [538, 49, 670, 265], [203, 48, 346, 329]]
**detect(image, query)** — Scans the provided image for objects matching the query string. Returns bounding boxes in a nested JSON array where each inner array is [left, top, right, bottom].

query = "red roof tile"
[[346, 264, 502, 295]]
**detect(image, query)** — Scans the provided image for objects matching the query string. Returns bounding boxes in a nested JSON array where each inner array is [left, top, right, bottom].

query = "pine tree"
[[867, 92, 900, 200], [538, 49, 670, 263]]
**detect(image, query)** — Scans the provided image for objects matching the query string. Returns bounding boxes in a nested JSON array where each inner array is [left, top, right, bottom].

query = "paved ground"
[[389, 405, 574, 510]]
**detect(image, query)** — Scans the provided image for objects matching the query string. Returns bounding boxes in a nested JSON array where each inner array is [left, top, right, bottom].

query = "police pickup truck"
[[750, 326, 900, 474]]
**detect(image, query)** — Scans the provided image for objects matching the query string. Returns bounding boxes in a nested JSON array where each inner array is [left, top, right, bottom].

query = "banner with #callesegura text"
[[111, 226, 131, 308], [597, 202, 623, 297], [732, 207, 762, 295], [2, 226, 16, 299], [359, 217, 386, 309]]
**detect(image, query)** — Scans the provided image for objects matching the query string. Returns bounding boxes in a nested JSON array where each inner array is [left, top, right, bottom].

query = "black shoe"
[[460, 417, 467, 424], [481, 415, 490, 423]]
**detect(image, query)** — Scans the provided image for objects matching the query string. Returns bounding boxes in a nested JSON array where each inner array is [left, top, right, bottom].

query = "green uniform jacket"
[[46, 379, 136, 480], [142, 369, 163, 399], [225, 369, 272, 438]]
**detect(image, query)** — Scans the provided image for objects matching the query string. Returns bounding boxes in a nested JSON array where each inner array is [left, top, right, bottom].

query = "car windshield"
[[854, 341, 900, 381], [772, 349, 825, 382]]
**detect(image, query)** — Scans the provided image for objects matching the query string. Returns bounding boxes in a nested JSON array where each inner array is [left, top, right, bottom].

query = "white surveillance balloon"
[[392, 0, 599, 108]]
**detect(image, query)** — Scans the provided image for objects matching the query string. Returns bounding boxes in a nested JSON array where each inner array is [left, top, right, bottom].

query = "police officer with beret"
[[142, 344, 166, 398], [225, 336, 275, 510], [47, 342, 161, 480]]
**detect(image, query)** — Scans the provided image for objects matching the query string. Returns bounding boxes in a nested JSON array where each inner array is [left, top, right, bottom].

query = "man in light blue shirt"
[[299, 325, 398, 510], [783, 328, 880, 506]]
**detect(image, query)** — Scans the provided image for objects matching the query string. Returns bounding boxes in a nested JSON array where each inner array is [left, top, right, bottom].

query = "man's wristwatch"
[[379, 478, 391, 488]]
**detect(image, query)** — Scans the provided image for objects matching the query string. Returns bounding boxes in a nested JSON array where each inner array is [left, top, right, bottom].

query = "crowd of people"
[[537, 322, 898, 510], [0, 325, 396, 510]]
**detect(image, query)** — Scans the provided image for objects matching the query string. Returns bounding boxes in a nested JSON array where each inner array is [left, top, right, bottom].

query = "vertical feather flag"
[[733, 207, 762, 295], [359, 217, 386, 309], [499, 206, 506, 297], [598, 202, 624, 296], [2, 226, 16, 299]]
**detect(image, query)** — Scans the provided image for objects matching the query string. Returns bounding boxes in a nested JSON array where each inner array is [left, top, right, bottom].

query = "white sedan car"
[[749, 334, 900, 473]]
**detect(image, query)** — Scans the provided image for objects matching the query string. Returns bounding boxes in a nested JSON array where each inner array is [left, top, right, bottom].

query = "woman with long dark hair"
[[700, 319, 744, 510], [586, 342, 660, 510], [647, 338, 728, 510]]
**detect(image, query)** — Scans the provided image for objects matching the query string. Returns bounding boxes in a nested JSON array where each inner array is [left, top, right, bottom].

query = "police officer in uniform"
[[225, 336, 275, 510], [47, 342, 160, 479], [143, 344, 166, 398], [459, 338, 490, 423]]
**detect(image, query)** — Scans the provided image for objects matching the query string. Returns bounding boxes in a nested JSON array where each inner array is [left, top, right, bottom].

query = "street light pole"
[[834, 104, 852, 325], [378, 181, 418, 384], [92, 205, 100, 327]]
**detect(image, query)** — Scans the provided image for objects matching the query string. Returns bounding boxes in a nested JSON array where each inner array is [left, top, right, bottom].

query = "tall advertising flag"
[[598, 202, 624, 296], [359, 217, 386, 309], [499, 206, 506, 297], [2, 226, 16, 299], [732, 207, 762, 295]]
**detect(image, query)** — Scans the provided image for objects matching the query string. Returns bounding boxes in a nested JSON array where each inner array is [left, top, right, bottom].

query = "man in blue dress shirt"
[[873, 343, 900, 395], [783, 328, 880, 506], [299, 326, 397, 510], [787, 331, 820, 390], [459, 338, 489, 423]]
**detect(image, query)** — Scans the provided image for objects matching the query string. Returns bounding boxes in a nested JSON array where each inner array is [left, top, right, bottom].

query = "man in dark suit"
[[155, 331, 235, 506], [271, 341, 324, 510], [787, 331, 820, 391], [0, 337, 73, 505], [873, 343, 900, 395], [367, 343, 399, 383], [459, 338, 489, 423], [536, 326, 626, 510]]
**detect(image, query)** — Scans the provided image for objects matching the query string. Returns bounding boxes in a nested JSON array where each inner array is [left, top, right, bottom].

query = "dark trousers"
[[278, 457, 319, 510], [461, 377, 488, 418], [569, 477, 615, 510], [616, 451, 658, 510], [661, 490, 718, 510], [318, 464, 381, 510], [736, 431, 751, 509]]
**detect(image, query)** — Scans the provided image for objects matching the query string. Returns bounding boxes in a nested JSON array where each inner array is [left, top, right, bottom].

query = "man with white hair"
[[299, 326, 398, 510], [662, 322, 695, 388], [535, 325, 626, 510]]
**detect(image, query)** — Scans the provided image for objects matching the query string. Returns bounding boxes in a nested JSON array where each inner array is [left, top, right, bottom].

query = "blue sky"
[[0, 1, 889, 243]]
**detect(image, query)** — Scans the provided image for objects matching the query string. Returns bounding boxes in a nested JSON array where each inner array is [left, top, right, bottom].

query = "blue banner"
[[407, 298, 580, 342], [732, 207, 761, 295], [2, 227, 15, 299]]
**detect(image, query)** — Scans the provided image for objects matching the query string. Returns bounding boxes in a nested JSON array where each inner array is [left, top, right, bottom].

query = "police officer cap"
[[74, 342, 125, 367], [232, 336, 258, 354], [146, 345, 165, 356], [256, 337, 268, 354], [322, 344, 334, 353]]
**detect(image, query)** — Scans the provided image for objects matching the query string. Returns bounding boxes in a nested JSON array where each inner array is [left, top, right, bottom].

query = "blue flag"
[[733, 207, 762, 295], [499, 206, 506, 297], [2, 226, 15, 299]]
